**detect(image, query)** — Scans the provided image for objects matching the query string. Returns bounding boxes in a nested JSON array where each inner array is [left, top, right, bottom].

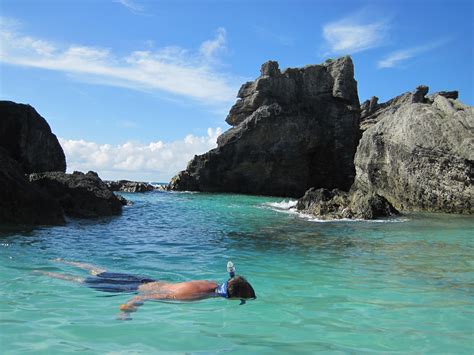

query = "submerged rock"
[[29, 171, 124, 218], [170, 56, 360, 197], [0, 100, 66, 174], [106, 180, 155, 193], [355, 87, 473, 213], [296, 187, 397, 220], [0, 148, 64, 225]]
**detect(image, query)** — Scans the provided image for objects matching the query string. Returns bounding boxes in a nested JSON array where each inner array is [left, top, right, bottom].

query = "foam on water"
[[263, 199, 409, 223], [263, 199, 298, 210]]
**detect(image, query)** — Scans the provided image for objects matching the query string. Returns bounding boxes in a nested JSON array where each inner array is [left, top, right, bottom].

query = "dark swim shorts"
[[84, 272, 155, 293]]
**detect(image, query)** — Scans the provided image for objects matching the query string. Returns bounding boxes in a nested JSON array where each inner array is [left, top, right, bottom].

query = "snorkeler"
[[36, 260, 256, 318]]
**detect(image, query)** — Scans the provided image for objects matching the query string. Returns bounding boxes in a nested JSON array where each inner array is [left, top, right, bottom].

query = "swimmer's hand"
[[119, 303, 138, 312]]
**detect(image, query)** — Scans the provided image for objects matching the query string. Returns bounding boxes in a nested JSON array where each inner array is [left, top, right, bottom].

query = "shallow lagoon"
[[1, 192, 473, 353]]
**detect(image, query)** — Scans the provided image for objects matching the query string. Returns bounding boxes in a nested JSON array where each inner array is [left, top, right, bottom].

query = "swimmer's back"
[[138, 280, 218, 300]]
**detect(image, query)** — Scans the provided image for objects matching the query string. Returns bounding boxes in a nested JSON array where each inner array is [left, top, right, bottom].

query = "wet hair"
[[227, 276, 256, 299]]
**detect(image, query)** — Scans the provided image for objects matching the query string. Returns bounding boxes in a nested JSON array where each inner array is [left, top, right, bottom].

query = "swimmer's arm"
[[119, 292, 173, 313], [119, 295, 147, 313]]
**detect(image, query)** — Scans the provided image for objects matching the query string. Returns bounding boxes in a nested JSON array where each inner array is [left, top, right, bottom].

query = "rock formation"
[[106, 180, 155, 193], [0, 101, 126, 225], [0, 148, 65, 225], [0, 101, 66, 173], [355, 87, 473, 213], [170, 56, 360, 197], [296, 187, 397, 220], [297, 86, 472, 219], [30, 171, 125, 218]]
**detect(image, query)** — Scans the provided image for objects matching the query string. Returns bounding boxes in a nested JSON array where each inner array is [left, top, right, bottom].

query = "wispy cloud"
[[0, 19, 238, 106], [199, 27, 227, 59], [114, 0, 145, 14], [322, 13, 388, 55], [377, 40, 448, 68], [59, 127, 222, 181]]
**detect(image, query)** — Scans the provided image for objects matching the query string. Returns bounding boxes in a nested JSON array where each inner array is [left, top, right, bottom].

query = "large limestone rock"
[[0, 101, 66, 173], [355, 88, 473, 213], [170, 56, 360, 197], [29, 171, 125, 218], [0, 148, 64, 225]]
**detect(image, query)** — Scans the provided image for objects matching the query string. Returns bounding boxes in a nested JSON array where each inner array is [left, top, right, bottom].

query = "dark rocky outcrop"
[[0, 148, 65, 225], [0, 101, 66, 173], [0, 101, 126, 225], [106, 180, 155, 193], [355, 87, 473, 214], [170, 56, 360, 197], [29, 171, 124, 218], [296, 187, 398, 220]]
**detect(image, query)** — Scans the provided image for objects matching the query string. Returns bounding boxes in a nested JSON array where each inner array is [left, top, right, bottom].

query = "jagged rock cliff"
[[0, 101, 66, 173], [170, 56, 360, 197], [354, 87, 473, 213]]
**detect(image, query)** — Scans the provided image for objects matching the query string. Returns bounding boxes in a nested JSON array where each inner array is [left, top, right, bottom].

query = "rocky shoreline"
[[1, 55, 472, 225], [170, 56, 473, 219]]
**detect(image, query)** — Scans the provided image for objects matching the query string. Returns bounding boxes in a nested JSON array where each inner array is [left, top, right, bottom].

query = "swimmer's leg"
[[52, 259, 106, 276], [34, 270, 85, 283]]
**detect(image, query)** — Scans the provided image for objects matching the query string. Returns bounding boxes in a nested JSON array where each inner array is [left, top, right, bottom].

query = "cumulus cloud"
[[377, 40, 448, 68], [59, 128, 222, 182], [322, 14, 388, 55], [0, 18, 237, 106]]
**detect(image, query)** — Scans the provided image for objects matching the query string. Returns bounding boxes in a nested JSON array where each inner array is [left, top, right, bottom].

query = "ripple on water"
[[0, 192, 473, 353]]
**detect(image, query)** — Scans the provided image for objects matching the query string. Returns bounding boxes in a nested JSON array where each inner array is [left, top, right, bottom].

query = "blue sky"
[[1, 0, 472, 181]]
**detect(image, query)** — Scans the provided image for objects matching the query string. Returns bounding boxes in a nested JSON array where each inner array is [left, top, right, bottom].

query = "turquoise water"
[[1, 192, 473, 354]]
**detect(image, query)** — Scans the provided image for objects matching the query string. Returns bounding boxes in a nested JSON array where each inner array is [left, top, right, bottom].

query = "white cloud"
[[0, 20, 238, 106], [59, 127, 222, 182], [114, 0, 144, 13], [199, 27, 226, 59], [322, 15, 388, 55], [377, 40, 448, 68]]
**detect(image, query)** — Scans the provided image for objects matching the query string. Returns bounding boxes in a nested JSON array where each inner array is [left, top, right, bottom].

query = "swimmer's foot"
[[33, 270, 85, 283], [51, 259, 106, 276]]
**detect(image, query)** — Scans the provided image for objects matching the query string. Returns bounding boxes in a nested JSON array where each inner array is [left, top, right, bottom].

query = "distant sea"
[[1, 191, 473, 353]]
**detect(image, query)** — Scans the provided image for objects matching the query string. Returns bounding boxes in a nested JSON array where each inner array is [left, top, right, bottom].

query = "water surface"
[[1, 192, 473, 353]]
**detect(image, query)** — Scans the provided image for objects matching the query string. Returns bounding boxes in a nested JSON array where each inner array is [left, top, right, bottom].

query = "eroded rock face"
[[0, 101, 66, 174], [355, 88, 473, 213], [169, 56, 360, 197], [0, 148, 65, 225], [29, 171, 124, 218]]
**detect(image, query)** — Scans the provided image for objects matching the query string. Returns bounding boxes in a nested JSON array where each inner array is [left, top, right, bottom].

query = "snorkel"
[[227, 261, 235, 278], [215, 261, 235, 298], [215, 261, 247, 305]]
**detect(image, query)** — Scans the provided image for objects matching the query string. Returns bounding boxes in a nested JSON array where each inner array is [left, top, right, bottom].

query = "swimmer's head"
[[227, 276, 256, 300]]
